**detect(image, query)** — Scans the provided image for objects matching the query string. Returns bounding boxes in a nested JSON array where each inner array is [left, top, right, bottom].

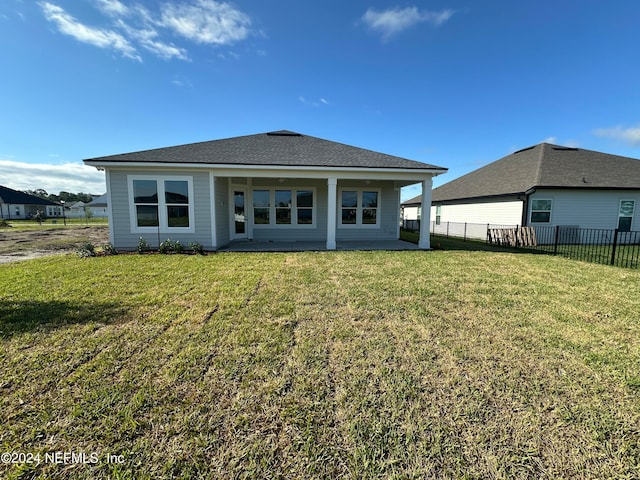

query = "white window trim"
[[530, 198, 553, 224], [128, 175, 195, 234], [251, 187, 317, 228], [338, 188, 382, 229], [618, 199, 635, 231], [46, 206, 63, 217]]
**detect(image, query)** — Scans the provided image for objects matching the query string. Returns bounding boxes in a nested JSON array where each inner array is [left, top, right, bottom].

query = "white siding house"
[[67, 201, 87, 218], [0, 185, 63, 219], [85, 131, 447, 251], [428, 198, 523, 226], [402, 143, 640, 235], [87, 194, 109, 218]]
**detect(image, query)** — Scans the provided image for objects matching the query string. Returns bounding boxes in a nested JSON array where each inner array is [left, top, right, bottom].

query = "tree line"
[[23, 189, 95, 204]]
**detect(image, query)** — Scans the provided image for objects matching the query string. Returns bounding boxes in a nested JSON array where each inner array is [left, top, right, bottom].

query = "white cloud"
[[142, 37, 190, 60], [171, 76, 193, 88], [541, 137, 579, 148], [0, 160, 106, 194], [361, 6, 454, 40], [115, 19, 190, 61], [40, 2, 141, 61], [95, 0, 129, 18], [40, 1, 253, 62], [299, 96, 329, 107], [593, 124, 640, 147], [160, 0, 251, 45]]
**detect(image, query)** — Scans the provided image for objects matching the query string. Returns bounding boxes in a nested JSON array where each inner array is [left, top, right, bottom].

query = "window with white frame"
[[618, 200, 635, 232], [530, 199, 552, 223], [253, 190, 270, 225], [339, 189, 381, 227], [46, 206, 62, 217], [252, 188, 315, 227], [129, 176, 194, 232], [435, 205, 441, 225]]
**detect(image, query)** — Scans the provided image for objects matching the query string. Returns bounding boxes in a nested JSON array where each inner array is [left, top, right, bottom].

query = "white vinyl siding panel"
[[528, 190, 640, 230], [402, 205, 420, 221], [430, 198, 523, 226]]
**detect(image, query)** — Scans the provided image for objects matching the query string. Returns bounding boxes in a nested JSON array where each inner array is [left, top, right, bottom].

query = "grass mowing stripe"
[[1, 250, 639, 479]]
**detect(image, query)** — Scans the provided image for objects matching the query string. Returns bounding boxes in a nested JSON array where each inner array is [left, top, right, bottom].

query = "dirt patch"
[[0, 226, 110, 263]]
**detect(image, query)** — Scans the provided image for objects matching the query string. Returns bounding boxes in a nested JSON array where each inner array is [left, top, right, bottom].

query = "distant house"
[[0, 185, 64, 219], [84, 130, 447, 250], [402, 143, 640, 232], [67, 201, 87, 218], [87, 194, 109, 218]]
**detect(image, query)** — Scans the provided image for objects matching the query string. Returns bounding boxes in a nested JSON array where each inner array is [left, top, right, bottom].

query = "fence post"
[[610, 228, 619, 266], [553, 225, 560, 255], [464, 222, 467, 242], [446, 222, 450, 238], [486, 223, 490, 244]]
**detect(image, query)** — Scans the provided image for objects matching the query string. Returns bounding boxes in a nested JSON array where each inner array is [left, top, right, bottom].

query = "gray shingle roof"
[[430, 143, 640, 203], [0, 185, 61, 206], [84, 130, 447, 171], [401, 194, 423, 206], [88, 193, 108, 207]]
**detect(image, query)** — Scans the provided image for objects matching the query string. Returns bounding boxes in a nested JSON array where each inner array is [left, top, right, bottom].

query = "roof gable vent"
[[514, 145, 535, 154], [267, 130, 302, 137]]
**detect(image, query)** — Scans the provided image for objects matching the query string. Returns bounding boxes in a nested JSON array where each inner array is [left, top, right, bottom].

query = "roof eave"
[[83, 160, 447, 175], [432, 192, 527, 203]]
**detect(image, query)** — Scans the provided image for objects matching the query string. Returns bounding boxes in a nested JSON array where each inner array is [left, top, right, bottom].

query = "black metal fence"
[[401, 219, 640, 268], [502, 225, 640, 268], [402, 219, 518, 242]]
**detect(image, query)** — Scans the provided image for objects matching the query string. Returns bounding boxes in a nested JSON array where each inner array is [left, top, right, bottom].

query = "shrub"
[[77, 242, 96, 258], [159, 239, 174, 254], [173, 240, 184, 254], [137, 237, 149, 254], [102, 243, 118, 256], [0, 219, 11, 228], [189, 241, 204, 255]]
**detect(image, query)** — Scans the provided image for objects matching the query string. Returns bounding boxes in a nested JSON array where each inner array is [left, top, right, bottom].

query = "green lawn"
[[1, 251, 639, 479]]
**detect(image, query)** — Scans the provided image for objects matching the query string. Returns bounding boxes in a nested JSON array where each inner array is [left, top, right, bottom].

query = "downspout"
[[522, 188, 536, 226]]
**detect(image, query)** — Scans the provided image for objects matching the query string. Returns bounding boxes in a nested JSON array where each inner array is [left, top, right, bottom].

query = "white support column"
[[326, 177, 337, 250], [247, 178, 253, 240], [104, 169, 115, 246], [209, 172, 217, 249], [418, 176, 433, 249]]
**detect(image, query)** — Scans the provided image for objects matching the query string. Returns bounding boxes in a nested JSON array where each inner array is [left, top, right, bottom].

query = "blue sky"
[[1, 0, 640, 200]]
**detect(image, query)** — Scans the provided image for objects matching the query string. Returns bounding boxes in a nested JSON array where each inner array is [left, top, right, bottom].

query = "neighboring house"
[[87, 194, 109, 218], [402, 143, 640, 232], [401, 196, 422, 222], [83, 130, 447, 250], [67, 201, 87, 218], [0, 185, 64, 219]]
